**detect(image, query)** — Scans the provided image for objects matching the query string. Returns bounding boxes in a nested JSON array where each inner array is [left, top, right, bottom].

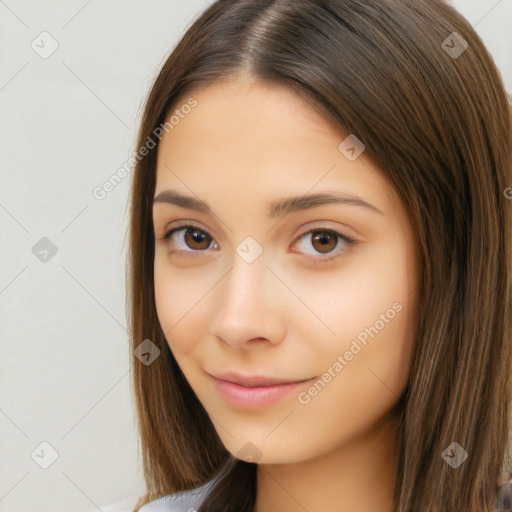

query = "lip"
[[209, 372, 316, 408], [211, 371, 312, 387]]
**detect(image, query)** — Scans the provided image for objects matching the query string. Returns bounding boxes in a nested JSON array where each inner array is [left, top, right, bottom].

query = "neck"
[[254, 410, 400, 512]]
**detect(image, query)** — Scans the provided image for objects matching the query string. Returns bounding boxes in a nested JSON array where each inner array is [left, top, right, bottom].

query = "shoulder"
[[139, 480, 212, 512]]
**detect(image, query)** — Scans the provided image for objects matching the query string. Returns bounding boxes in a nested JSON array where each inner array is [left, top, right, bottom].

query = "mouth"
[[208, 372, 316, 408], [211, 371, 314, 387]]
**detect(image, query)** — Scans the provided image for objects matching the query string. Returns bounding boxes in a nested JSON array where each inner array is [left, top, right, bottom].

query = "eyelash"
[[161, 222, 357, 265]]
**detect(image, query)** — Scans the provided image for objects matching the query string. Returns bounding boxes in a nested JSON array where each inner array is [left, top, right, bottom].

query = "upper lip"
[[210, 372, 313, 388]]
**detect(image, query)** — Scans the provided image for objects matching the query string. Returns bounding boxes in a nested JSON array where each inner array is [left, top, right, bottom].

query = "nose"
[[208, 254, 286, 348]]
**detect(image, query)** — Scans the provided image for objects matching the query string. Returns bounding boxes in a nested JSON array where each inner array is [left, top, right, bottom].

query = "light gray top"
[[138, 479, 214, 512]]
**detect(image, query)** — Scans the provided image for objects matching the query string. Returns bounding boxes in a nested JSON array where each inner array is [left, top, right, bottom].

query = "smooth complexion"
[[152, 78, 419, 512]]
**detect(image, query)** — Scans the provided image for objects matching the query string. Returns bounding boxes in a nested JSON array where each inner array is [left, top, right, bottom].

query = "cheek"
[[288, 286, 415, 457], [289, 232, 417, 408], [290, 234, 415, 353], [153, 255, 214, 356]]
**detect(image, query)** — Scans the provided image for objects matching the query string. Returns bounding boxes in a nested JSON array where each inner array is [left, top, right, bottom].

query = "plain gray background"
[[0, 1, 510, 511]]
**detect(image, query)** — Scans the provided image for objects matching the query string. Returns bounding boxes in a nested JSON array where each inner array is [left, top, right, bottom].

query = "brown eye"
[[293, 227, 356, 264], [163, 225, 219, 253], [183, 227, 212, 250], [310, 231, 338, 254], [162, 224, 356, 264]]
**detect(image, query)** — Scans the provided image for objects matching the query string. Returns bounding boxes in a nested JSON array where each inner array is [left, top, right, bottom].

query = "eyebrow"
[[152, 189, 383, 217]]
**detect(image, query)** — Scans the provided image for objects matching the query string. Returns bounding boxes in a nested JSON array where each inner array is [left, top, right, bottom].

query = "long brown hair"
[[126, 1, 512, 510]]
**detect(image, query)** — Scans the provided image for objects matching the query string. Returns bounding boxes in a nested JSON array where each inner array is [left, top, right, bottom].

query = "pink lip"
[[211, 371, 311, 387], [210, 373, 316, 408]]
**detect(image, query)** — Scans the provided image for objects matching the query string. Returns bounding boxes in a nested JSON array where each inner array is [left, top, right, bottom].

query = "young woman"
[[126, 0, 512, 510]]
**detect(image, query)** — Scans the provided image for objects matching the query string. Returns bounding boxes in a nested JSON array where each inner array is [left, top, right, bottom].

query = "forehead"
[[188, 79, 335, 130], [161, 79, 341, 156], [154, 79, 397, 214]]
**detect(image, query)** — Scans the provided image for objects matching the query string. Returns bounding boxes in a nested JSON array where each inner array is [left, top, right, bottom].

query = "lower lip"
[[213, 377, 315, 408]]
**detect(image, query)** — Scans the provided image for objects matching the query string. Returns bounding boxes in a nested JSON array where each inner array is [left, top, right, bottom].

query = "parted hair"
[[126, 1, 512, 510]]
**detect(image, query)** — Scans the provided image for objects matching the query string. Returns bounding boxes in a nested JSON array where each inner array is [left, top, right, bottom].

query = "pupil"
[[313, 231, 335, 253], [187, 228, 209, 249], [192, 230, 204, 242]]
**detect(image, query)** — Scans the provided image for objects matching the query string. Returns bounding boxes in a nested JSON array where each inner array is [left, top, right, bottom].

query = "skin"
[[152, 78, 419, 512]]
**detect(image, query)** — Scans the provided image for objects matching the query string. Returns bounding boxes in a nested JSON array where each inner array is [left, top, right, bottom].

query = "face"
[[152, 78, 419, 464]]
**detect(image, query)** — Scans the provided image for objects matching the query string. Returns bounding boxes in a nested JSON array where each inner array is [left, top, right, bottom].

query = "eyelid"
[[160, 220, 359, 264], [160, 219, 359, 243], [157, 219, 212, 241], [290, 227, 357, 264], [292, 220, 359, 242]]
